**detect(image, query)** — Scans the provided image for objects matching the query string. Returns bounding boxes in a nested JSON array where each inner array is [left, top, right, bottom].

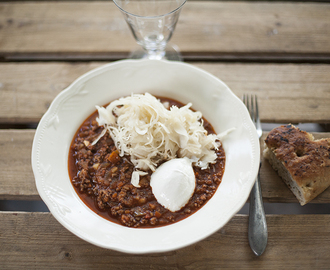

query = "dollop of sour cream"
[[150, 158, 196, 212]]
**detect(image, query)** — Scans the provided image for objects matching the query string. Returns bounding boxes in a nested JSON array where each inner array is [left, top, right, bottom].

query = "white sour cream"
[[150, 158, 196, 212]]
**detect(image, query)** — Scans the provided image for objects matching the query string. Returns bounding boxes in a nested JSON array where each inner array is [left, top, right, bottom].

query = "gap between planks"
[[1, 52, 330, 63]]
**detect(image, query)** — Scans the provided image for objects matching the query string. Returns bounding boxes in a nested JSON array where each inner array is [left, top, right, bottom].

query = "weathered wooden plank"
[[0, 62, 102, 123], [195, 63, 330, 124], [1, 129, 330, 204], [1, 212, 330, 268], [0, 1, 329, 59], [0, 62, 329, 124], [0, 130, 40, 200]]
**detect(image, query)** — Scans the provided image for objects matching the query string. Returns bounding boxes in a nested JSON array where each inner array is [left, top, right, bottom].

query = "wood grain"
[[0, 62, 102, 123], [1, 212, 330, 268], [1, 129, 330, 204], [0, 130, 39, 200], [0, 1, 329, 60], [0, 62, 329, 124]]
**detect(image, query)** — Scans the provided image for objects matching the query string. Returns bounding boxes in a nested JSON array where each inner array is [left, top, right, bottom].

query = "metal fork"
[[243, 94, 268, 256]]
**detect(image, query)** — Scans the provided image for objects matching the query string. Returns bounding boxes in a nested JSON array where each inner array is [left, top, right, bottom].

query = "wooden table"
[[1, 0, 330, 268]]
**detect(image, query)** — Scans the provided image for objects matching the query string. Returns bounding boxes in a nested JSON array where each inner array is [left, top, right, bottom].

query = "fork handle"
[[248, 166, 268, 256]]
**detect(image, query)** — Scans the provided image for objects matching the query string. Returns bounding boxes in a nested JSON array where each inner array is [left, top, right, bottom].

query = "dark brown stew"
[[69, 97, 225, 228]]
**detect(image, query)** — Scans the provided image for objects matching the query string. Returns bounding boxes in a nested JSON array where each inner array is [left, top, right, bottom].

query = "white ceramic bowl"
[[32, 59, 260, 254]]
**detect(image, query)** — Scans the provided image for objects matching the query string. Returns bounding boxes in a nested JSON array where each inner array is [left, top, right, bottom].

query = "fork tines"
[[243, 94, 259, 123]]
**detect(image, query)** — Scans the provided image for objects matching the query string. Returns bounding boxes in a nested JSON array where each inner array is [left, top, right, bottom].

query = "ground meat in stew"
[[69, 97, 225, 228]]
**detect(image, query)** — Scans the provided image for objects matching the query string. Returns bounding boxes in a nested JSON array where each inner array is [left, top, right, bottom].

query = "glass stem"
[[146, 48, 166, 60]]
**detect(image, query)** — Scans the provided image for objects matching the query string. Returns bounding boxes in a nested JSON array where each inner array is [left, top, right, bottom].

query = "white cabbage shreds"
[[93, 93, 220, 187]]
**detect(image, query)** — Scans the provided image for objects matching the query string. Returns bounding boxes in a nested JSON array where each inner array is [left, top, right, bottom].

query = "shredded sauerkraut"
[[93, 93, 222, 187]]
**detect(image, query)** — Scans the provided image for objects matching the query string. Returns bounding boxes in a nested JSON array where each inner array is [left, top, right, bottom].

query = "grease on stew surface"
[[69, 97, 225, 228]]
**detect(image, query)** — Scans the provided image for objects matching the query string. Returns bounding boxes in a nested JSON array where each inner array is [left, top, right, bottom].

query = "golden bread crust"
[[264, 124, 330, 204]]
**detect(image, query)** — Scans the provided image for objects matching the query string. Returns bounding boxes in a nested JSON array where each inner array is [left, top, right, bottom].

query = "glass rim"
[[113, 0, 187, 19]]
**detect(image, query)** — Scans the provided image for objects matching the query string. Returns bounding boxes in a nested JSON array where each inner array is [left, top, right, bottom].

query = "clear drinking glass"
[[113, 0, 186, 61]]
